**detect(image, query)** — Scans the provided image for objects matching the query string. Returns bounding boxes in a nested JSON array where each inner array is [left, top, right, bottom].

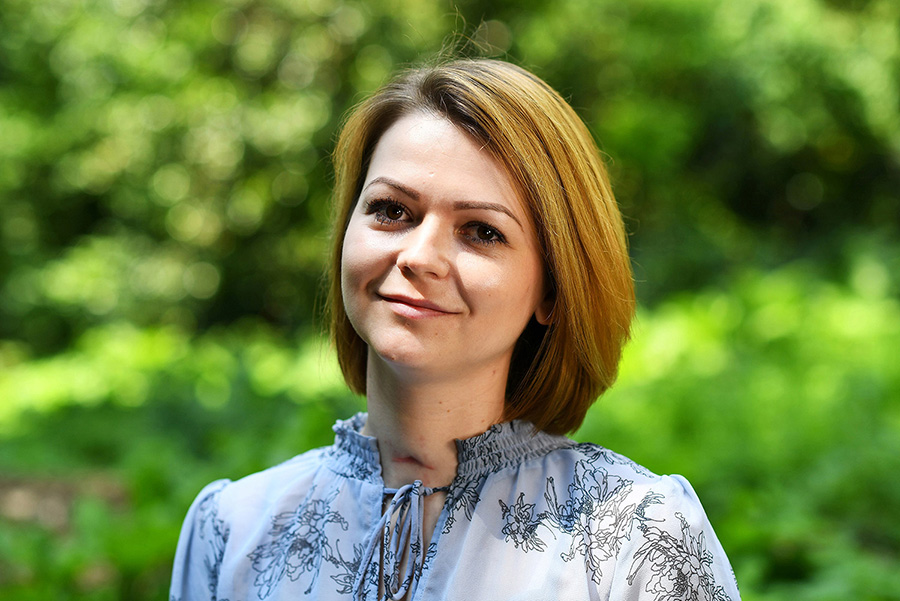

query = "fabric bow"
[[355, 481, 448, 601]]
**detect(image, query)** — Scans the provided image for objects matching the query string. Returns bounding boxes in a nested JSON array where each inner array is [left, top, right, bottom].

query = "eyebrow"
[[363, 176, 523, 229], [364, 176, 420, 200], [451, 200, 522, 228]]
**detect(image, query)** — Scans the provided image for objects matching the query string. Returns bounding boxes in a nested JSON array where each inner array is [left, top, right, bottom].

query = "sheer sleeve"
[[610, 474, 741, 601], [169, 479, 231, 601]]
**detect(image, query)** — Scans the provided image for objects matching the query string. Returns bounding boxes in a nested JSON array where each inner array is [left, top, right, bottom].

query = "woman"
[[170, 59, 741, 600]]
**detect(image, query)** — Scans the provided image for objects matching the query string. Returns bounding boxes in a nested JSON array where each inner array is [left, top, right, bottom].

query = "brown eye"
[[476, 225, 497, 241], [463, 222, 505, 246], [364, 199, 408, 224], [384, 205, 404, 220]]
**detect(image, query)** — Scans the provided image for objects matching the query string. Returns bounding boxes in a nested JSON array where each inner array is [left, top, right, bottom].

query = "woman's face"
[[341, 112, 551, 381]]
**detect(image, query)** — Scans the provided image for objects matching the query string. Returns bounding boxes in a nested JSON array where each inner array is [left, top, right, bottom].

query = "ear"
[[534, 292, 555, 326]]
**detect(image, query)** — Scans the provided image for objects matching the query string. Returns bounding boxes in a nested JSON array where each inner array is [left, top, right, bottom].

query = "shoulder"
[[529, 443, 741, 598], [557, 444, 741, 599], [539, 441, 720, 535], [171, 445, 346, 600], [522, 439, 665, 494], [564, 441, 659, 480], [480, 433, 687, 506], [616, 470, 740, 600], [192, 445, 333, 524]]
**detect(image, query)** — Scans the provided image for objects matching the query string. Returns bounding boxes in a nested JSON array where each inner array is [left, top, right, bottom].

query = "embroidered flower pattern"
[[542, 459, 637, 584], [628, 512, 732, 601], [498, 448, 734, 599], [445, 420, 568, 535], [174, 418, 737, 600], [499, 492, 548, 552], [443, 479, 483, 534], [248, 488, 349, 597], [192, 484, 230, 601], [330, 541, 364, 595], [575, 442, 656, 478]]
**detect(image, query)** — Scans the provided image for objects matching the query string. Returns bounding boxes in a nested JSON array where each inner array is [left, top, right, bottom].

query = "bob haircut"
[[328, 58, 634, 435]]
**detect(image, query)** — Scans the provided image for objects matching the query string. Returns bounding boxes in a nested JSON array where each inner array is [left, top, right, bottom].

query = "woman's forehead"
[[364, 113, 529, 215]]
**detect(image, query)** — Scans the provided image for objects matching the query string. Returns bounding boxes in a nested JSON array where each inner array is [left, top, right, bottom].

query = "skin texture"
[[340, 112, 552, 493]]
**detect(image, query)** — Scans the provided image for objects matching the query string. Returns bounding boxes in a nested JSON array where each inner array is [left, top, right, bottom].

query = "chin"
[[366, 334, 434, 368]]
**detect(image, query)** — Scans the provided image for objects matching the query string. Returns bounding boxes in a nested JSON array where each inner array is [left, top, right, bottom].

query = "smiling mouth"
[[378, 294, 457, 317]]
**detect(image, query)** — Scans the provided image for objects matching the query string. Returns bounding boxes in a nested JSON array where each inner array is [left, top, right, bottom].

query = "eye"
[[381, 204, 404, 221], [364, 199, 408, 224], [474, 225, 498, 241], [463, 222, 506, 246]]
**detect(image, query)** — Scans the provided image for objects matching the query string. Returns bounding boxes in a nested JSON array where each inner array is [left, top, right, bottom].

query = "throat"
[[393, 455, 432, 468], [384, 453, 445, 489]]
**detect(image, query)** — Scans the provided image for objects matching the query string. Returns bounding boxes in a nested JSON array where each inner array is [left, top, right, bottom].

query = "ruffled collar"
[[330, 412, 570, 485], [330, 413, 572, 601]]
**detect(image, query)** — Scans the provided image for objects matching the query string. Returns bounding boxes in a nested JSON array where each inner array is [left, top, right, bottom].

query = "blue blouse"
[[170, 414, 741, 600]]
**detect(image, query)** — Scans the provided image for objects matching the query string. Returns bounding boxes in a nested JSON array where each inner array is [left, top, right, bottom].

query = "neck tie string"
[[354, 481, 449, 601]]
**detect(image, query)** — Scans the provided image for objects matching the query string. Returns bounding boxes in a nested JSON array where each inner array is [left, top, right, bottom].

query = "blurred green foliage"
[[1, 0, 898, 598]]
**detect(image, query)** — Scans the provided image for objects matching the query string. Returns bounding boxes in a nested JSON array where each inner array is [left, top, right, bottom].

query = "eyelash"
[[365, 198, 408, 226], [362, 198, 507, 247]]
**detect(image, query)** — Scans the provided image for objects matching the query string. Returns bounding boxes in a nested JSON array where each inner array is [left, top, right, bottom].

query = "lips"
[[377, 293, 457, 317]]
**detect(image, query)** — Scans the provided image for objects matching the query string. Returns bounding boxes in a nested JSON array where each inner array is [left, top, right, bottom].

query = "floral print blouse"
[[170, 413, 741, 600]]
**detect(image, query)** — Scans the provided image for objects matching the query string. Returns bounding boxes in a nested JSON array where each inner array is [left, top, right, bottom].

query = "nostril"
[[397, 241, 449, 278]]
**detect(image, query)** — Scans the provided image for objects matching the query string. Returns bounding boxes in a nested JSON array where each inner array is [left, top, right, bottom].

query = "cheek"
[[340, 240, 358, 290], [462, 255, 544, 319], [341, 216, 371, 274], [340, 222, 368, 308], [340, 220, 391, 311]]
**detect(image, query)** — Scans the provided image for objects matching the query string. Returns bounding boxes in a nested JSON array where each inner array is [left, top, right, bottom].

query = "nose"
[[396, 219, 451, 279]]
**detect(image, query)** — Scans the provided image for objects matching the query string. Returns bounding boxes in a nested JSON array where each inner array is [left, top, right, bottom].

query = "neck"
[[361, 352, 508, 489]]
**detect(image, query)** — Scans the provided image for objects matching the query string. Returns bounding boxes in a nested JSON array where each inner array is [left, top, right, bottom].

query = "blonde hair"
[[328, 59, 634, 435]]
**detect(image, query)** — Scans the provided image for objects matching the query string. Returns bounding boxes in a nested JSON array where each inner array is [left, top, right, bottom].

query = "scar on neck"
[[393, 455, 433, 469]]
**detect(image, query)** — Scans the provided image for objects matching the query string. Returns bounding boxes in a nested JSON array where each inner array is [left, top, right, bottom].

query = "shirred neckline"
[[330, 412, 571, 484]]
